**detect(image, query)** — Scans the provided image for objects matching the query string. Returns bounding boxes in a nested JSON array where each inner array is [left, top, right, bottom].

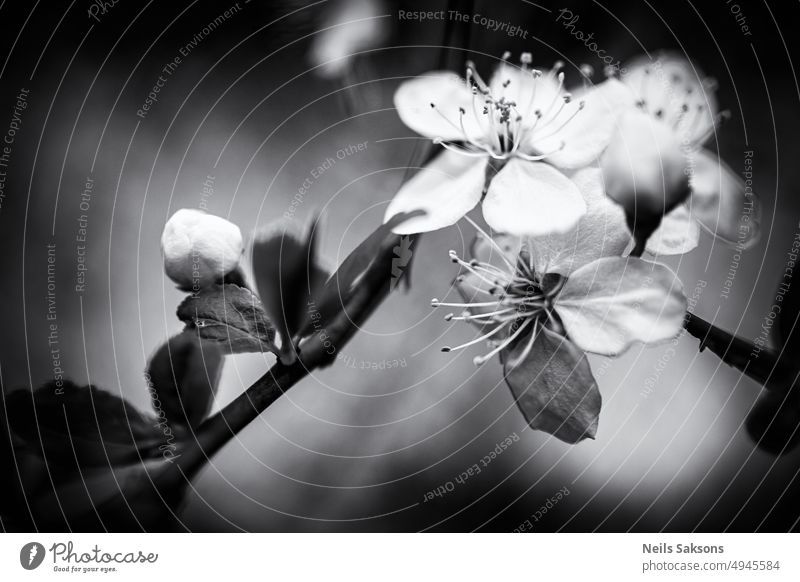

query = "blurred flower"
[[601, 109, 690, 245], [603, 53, 760, 255], [161, 209, 243, 290], [308, 0, 389, 79], [385, 53, 631, 236], [433, 178, 685, 442]]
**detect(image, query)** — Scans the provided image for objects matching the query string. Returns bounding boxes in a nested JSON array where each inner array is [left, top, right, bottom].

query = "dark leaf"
[[30, 457, 187, 532], [4, 381, 168, 468], [746, 390, 800, 455], [329, 211, 421, 296], [252, 219, 327, 363], [147, 332, 224, 429], [177, 283, 277, 355], [502, 326, 601, 444], [298, 211, 423, 342]]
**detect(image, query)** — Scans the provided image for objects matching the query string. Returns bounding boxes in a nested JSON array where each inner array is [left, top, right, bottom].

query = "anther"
[[431, 298, 441, 307]]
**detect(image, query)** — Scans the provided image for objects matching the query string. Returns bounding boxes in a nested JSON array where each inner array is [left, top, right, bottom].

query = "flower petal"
[[534, 78, 635, 170], [645, 204, 701, 255], [482, 158, 586, 236], [394, 71, 483, 141], [525, 166, 632, 277], [502, 326, 601, 444], [622, 53, 717, 145], [689, 148, 760, 248], [384, 150, 486, 234], [555, 257, 687, 356]]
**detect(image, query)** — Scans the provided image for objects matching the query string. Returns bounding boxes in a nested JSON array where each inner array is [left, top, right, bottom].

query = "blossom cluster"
[[386, 52, 760, 443]]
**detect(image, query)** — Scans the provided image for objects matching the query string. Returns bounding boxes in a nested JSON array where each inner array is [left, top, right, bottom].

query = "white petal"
[[384, 150, 486, 234], [600, 110, 690, 216], [394, 72, 483, 141], [554, 257, 687, 356], [533, 78, 636, 170], [482, 158, 585, 236], [645, 204, 701, 255], [689, 148, 760, 248], [622, 53, 718, 145], [525, 166, 632, 276]]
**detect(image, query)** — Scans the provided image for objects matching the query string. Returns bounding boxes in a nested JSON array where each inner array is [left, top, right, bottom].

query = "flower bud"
[[601, 111, 690, 244], [161, 209, 243, 290]]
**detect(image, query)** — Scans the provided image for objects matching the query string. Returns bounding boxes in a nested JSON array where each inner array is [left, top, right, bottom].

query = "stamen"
[[463, 216, 517, 271], [441, 317, 512, 352], [534, 100, 586, 142], [432, 298, 502, 308]]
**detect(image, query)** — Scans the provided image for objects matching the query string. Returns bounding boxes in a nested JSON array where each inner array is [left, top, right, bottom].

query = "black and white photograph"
[[0, 0, 798, 577]]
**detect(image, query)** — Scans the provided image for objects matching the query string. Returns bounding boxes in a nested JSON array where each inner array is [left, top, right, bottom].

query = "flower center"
[[431, 225, 565, 366], [429, 53, 586, 162]]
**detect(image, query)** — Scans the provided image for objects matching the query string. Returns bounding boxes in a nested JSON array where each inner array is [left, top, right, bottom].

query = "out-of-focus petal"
[[534, 78, 635, 170], [622, 53, 718, 145], [308, 0, 389, 79], [384, 150, 486, 234], [601, 110, 690, 216], [645, 204, 701, 255], [482, 158, 585, 236], [689, 148, 760, 249], [555, 257, 687, 356], [525, 166, 632, 277], [502, 326, 601, 443]]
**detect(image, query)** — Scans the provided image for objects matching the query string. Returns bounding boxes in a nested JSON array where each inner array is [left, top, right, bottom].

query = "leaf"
[[502, 326, 601, 444], [177, 283, 277, 355], [746, 390, 800, 455], [331, 211, 422, 295], [147, 332, 224, 429], [4, 381, 168, 468], [252, 219, 328, 364], [297, 211, 424, 342]]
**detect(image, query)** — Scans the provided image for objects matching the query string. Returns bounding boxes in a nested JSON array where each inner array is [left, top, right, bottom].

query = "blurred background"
[[1, 0, 799, 531]]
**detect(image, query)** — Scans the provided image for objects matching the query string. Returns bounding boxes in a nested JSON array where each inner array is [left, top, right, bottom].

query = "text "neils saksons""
[[643, 543, 724, 554]]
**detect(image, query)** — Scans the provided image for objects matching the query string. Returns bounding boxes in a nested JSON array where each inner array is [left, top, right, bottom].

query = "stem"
[[683, 312, 793, 394]]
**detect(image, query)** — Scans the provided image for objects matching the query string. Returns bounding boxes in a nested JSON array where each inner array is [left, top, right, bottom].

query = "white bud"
[[601, 111, 690, 219], [161, 209, 243, 289]]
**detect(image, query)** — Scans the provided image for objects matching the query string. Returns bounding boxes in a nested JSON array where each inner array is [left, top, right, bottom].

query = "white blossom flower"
[[606, 53, 760, 255], [433, 169, 686, 442], [161, 209, 243, 290], [385, 54, 631, 236]]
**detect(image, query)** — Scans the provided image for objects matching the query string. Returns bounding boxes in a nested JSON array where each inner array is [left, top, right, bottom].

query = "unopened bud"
[[161, 209, 243, 290]]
